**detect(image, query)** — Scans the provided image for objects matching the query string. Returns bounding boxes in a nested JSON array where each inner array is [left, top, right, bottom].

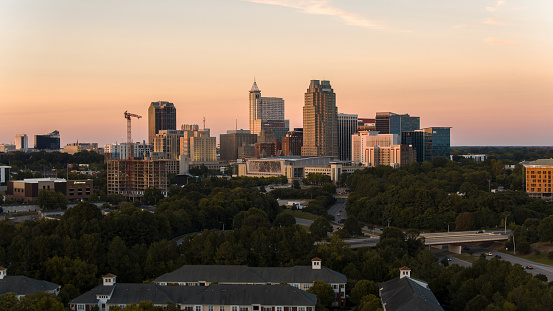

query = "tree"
[[538, 215, 553, 243], [344, 216, 362, 236], [455, 212, 474, 231], [350, 280, 378, 304], [358, 294, 383, 311], [143, 187, 165, 206], [37, 190, 68, 210], [310, 217, 333, 239], [273, 213, 296, 227], [307, 280, 335, 309], [293, 180, 301, 189]]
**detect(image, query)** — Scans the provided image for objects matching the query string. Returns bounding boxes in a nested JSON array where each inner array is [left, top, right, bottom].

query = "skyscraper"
[[248, 80, 289, 142], [148, 101, 176, 144], [337, 113, 358, 161], [34, 130, 60, 150], [301, 80, 338, 157], [376, 112, 420, 135], [15, 134, 28, 152], [423, 127, 451, 160]]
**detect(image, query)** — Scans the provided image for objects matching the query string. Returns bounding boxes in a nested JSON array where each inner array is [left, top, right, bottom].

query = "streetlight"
[[387, 219, 391, 227], [503, 213, 508, 234], [444, 222, 450, 233]]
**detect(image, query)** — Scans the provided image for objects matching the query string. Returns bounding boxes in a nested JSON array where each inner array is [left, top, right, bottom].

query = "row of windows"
[[183, 306, 312, 311]]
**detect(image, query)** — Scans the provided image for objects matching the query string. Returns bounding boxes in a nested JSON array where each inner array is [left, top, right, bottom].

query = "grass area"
[[455, 253, 481, 264], [282, 209, 319, 221], [495, 242, 553, 266]]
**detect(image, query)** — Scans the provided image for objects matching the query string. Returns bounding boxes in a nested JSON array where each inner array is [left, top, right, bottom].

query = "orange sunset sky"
[[1, 0, 552, 147]]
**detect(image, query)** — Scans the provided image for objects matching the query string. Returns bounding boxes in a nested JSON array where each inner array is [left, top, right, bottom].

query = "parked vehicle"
[[486, 252, 493, 256]]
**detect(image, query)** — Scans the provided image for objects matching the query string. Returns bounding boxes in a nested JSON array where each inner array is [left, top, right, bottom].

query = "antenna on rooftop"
[[203, 117, 206, 130], [236, 119, 238, 131]]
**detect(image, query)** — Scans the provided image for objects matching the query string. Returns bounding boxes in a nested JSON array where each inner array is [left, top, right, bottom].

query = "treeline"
[[0, 150, 105, 172], [345, 159, 553, 230], [452, 146, 553, 163]]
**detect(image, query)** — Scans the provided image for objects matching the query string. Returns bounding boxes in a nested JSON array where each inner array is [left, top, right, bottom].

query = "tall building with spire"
[[301, 80, 338, 157], [248, 80, 289, 142], [148, 101, 176, 144]]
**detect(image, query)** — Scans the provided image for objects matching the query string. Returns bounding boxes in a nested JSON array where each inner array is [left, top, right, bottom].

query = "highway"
[[327, 197, 347, 222]]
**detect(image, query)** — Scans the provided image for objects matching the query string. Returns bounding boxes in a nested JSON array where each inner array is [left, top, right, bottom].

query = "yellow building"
[[523, 159, 553, 201]]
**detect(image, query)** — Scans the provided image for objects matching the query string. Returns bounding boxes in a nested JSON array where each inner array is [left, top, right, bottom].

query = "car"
[[477, 230, 484, 233], [337, 213, 341, 216], [445, 256, 452, 261], [525, 266, 534, 270], [494, 255, 502, 259], [463, 246, 471, 251], [339, 210, 342, 213], [486, 252, 493, 256]]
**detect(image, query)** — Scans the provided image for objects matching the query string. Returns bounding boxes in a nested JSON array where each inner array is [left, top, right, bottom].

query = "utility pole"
[[503, 214, 508, 234]]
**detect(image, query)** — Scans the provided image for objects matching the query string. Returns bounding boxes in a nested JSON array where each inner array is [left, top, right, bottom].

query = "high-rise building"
[[376, 112, 420, 135], [179, 125, 217, 163], [107, 158, 168, 200], [301, 80, 338, 157], [220, 130, 257, 161], [104, 142, 152, 160], [401, 130, 429, 163], [423, 127, 451, 160], [351, 131, 398, 165], [148, 101, 176, 144], [248, 81, 289, 142], [282, 128, 303, 156], [15, 134, 28, 152], [357, 118, 376, 132], [522, 159, 553, 201], [34, 130, 60, 150], [366, 145, 416, 168], [337, 113, 358, 161], [154, 130, 184, 160]]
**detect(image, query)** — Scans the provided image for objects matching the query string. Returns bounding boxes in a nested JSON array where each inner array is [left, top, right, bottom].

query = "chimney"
[[102, 274, 117, 286], [311, 258, 322, 270], [399, 267, 411, 279], [0, 267, 6, 279]]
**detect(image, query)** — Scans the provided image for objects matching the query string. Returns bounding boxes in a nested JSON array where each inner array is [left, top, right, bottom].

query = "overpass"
[[420, 230, 510, 254]]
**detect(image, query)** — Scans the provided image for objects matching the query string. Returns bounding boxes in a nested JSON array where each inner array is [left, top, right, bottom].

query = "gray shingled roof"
[[527, 159, 553, 166], [379, 277, 443, 311], [154, 265, 347, 284], [0, 276, 60, 296], [71, 284, 317, 307]]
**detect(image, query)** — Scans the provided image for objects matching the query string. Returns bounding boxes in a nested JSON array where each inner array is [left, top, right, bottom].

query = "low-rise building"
[[154, 258, 346, 306], [70, 274, 316, 311], [6, 178, 93, 202], [379, 267, 443, 311], [0, 267, 60, 299]]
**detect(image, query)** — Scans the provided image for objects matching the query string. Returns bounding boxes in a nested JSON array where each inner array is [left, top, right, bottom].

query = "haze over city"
[[1, 0, 552, 146]]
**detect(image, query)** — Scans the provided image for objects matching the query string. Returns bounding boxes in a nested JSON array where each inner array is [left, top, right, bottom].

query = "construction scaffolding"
[[107, 158, 168, 201]]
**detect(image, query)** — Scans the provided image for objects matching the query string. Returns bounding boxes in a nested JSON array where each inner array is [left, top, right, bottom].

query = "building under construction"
[[107, 158, 168, 201]]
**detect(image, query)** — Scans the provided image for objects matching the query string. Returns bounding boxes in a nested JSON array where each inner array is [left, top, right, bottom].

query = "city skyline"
[[1, 0, 552, 147]]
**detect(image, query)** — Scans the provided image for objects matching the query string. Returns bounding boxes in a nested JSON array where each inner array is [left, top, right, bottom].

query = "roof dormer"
[[399, 267, 411, 279], [103, 273, 116, 286], [0, 267, 6, 279], [311, 258, 322, 270]]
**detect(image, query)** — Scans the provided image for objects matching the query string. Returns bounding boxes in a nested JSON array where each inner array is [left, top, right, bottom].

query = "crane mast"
[[124, 111, 142, 198]]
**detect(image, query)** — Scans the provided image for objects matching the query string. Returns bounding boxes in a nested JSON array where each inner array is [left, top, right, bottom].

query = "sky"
[[1, 0, 552, 147]]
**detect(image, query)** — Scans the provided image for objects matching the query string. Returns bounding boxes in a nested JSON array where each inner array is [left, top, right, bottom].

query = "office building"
[[366, 145, 416, 168], [401, 130, 429, 163], [357, 118, 375, 132], [522, 159, 553, 201], [351, 131, 398, 165], [34, 130, 60, 150], [179, 125, 217, 163], [282, 128, 303, 156], [0, 166, 10, 192], [148, 101, 176, 144], [337, 113, 358, 161], [423, 127, 451, 160], [301, 80, 338, 157], [0, 144, 15, 153], [220, 130, 257, 161], [15, 134, 28, 152], [154, 130, 185, 160], [7, 178, 93, 202], [376, 112, 420, 135], [249, 80, 289, 142]]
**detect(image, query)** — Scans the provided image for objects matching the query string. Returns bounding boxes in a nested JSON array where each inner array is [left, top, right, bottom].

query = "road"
[[327, 197, 347, 222]]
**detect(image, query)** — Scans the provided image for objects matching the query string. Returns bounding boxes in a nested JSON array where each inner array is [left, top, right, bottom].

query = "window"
[[298, 307, 306, 311], [220, 306, 225, 311], [240, 307, 249, 311], [232, 306, 238, 311], [185, 307, 194, 311], [209, 307, 214, 311], [277, 307, 283, 311], [196, 306, 202, 311], [77, 305, 85, 311], [332, 284, 338, 290], [263, 307, 272, 311], [303, 284, 310, 289]]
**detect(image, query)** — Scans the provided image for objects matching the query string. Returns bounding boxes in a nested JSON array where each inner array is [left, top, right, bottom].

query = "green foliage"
[[310, 217, 333, 239], [37, 191, 68, 210], [307, 280, 335, 308], [358, 294, 383, 311], [343, 216, 362, 236], [350, 280, 379, 304], [0, 292, 65, 311], [273, 212, 296, 227], [143, 187, 164, 205], [538, 215, 553, 243], [305, 173, 332, 185]]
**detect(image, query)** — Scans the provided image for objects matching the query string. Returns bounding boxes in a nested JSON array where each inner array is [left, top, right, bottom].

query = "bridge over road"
[[420, 230, 510, 254]]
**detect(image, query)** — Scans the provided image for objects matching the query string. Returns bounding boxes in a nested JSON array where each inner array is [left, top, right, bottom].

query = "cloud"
[[244, 0, 388, 30], [486, 0, 506, 12], [485, 37, 520, 45], [452, 24, 468, 29], [483, 17, 506, 25]]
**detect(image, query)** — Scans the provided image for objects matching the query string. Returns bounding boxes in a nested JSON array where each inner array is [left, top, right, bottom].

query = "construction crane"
[[124, 111, 142, 198]]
